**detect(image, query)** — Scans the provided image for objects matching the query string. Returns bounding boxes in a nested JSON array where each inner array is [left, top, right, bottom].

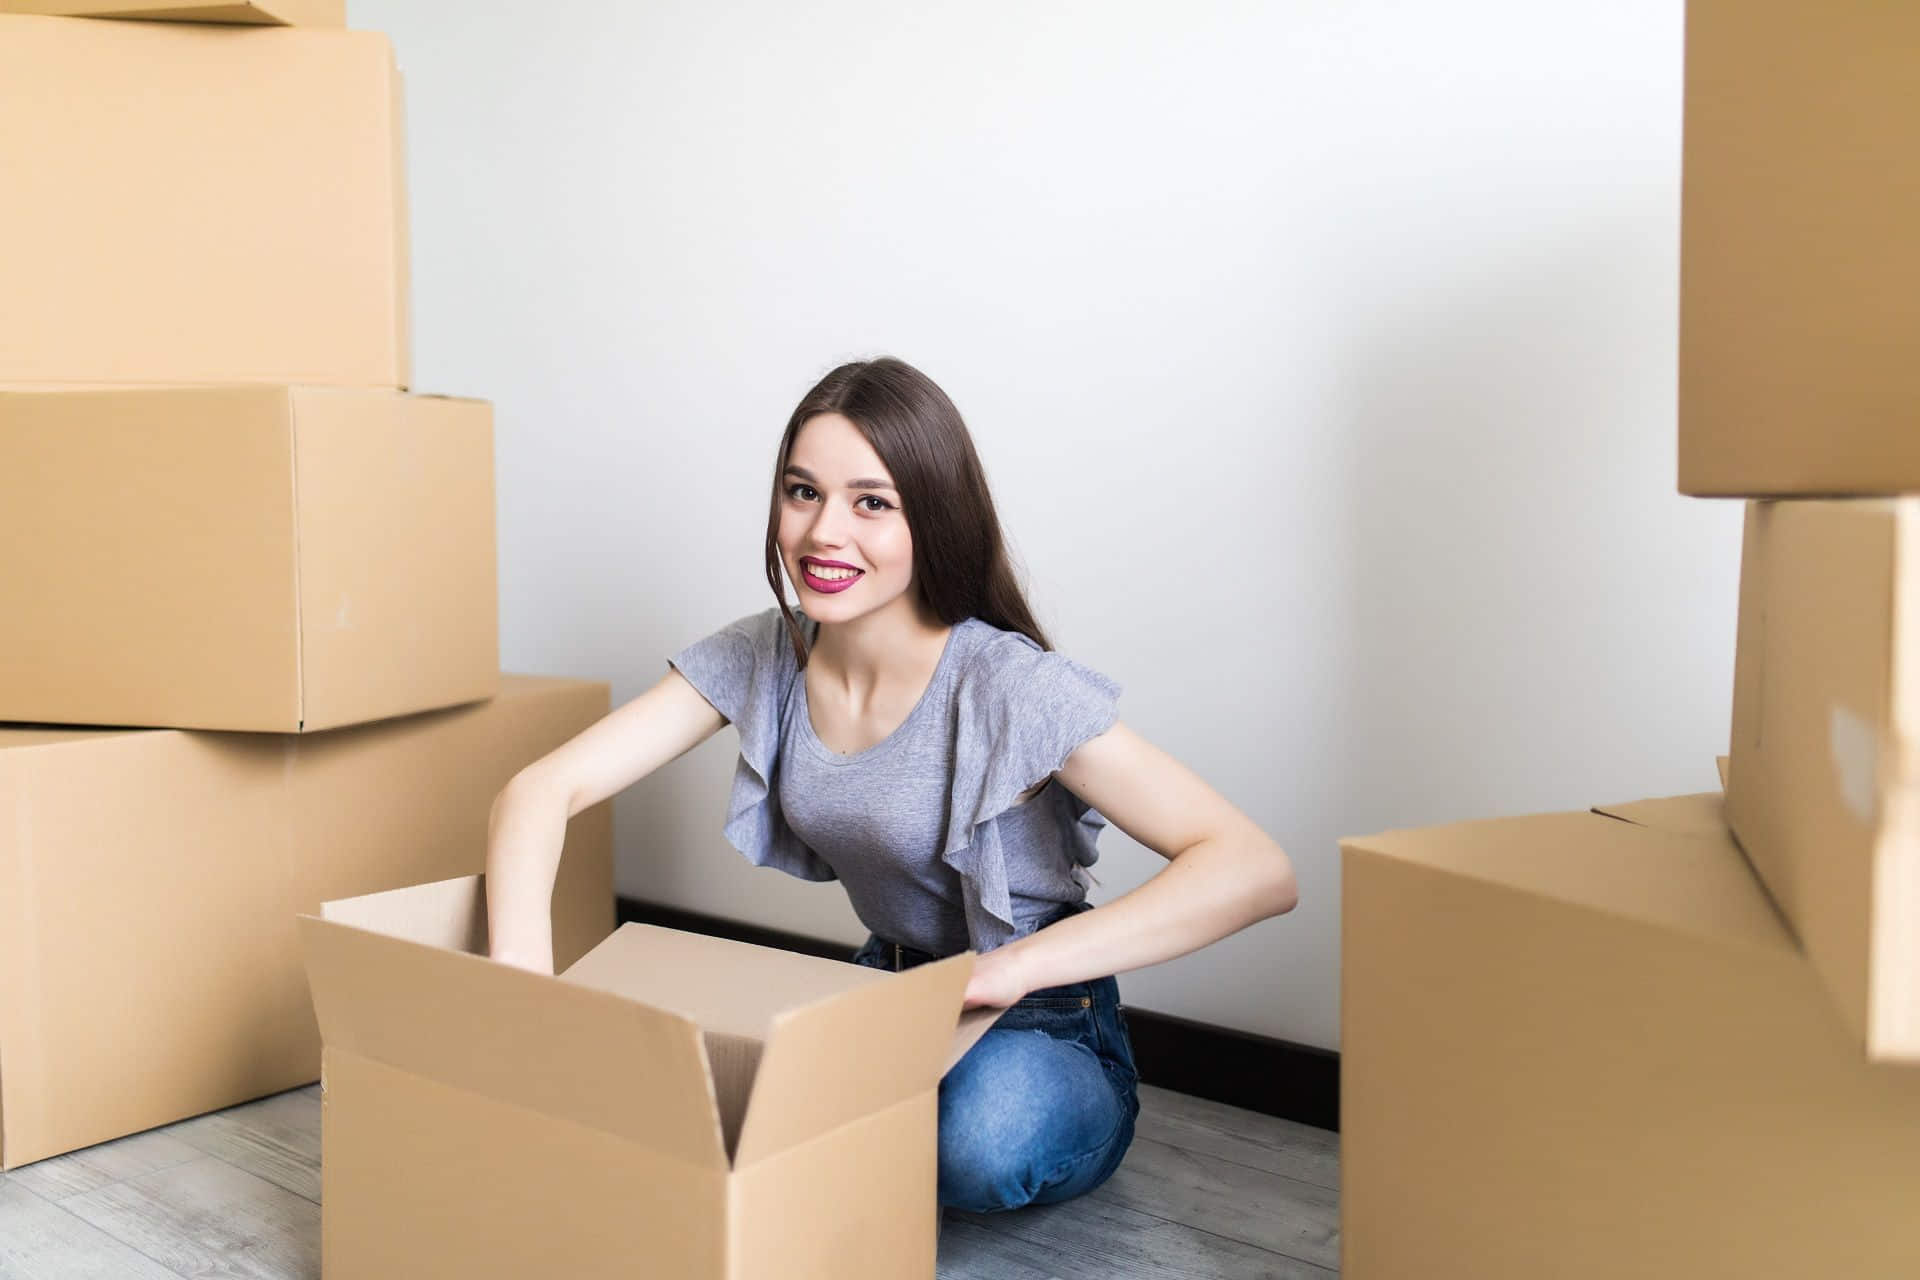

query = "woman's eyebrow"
[[783, 465, 896, 491]]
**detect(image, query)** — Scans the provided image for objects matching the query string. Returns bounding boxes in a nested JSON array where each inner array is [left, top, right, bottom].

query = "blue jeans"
[[849, 904, 1141, 1214]]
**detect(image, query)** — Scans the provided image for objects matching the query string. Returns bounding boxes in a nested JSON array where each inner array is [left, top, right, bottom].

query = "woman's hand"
[[962, 946, 1031, 1010]]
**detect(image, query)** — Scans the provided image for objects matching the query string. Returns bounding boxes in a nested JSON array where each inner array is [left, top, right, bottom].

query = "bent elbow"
[[1261, 847, 1300, 918]]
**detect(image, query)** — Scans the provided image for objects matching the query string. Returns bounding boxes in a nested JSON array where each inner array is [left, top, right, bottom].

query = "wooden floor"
[[0, 1083, 1339, 1278]]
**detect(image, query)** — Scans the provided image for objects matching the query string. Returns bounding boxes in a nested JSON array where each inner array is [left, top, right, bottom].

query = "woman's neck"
[[806, 596, 952, 700]]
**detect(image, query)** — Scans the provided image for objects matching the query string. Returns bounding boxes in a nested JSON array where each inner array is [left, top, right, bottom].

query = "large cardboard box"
[[301, 877, 1005, 1280], [1727, 499, 1920, 1062], [1678, 0, 1920, 496], [1341, 793, 1920, 1278], [0, 675, 616, 1171], [0, 1, 341, 23], [0, 14, 408, 387], [0, 385, 497, 732]]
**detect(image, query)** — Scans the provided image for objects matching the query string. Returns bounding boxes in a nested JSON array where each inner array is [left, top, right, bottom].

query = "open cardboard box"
[[1342, 790, 1920, 1278], [301, 876, 1003, 1279]]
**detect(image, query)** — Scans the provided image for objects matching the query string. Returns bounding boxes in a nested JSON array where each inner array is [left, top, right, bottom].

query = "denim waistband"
[[870, 900, 1091, 972]]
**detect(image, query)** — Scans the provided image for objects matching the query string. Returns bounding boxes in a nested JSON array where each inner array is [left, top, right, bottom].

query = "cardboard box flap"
[[733, 951, 974, 1169], [559, 924, 890, 1039], [0, 2, 344, 29], [1345, 801, 1792, 954], [300, 901, 726, 1171], [319, 873, 488, 953]]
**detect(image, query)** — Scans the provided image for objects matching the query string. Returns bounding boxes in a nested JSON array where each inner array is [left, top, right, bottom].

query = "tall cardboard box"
[[1342, 793, 1920, 1278], [1678, 0, 1920, 496], [302, 876, 1005, 1280], [0, 14, 408, 387], [0, 385, 497, 732], [0, 675, 616, 1171], [1727, 499, 1920, 1061]]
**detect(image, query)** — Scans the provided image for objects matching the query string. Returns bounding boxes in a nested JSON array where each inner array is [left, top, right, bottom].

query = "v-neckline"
[[796, 619, 962, 767]]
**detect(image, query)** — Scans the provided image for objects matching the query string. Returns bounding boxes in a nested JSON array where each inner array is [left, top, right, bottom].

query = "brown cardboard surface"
[[0, 386, 497, 732], [321, 1052, 728, 1280], [559, 923, 892, 1039], [1342, 796, 1920, 1278], [734, 952, 972, 1169], [0, 675, 615, 1171], [730, 1091, 940, 1280], [0, 15, 406, 386], [0, 1, 342, 22], [1678, 0, 1920, 496], [308, 877, 979, 1277], [302, 915, 726, 1167], [1727, 499, 1920, 1060], [559, 922, 988, 1165]]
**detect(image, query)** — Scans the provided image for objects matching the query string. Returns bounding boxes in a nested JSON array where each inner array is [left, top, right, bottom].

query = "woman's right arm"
[[486, 666, 726, 973]]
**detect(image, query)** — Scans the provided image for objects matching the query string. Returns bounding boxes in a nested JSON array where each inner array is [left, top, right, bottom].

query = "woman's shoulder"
[[949, 617, 1121, 708], [667, 605, 809, 726], [683, 605, 809, 663]]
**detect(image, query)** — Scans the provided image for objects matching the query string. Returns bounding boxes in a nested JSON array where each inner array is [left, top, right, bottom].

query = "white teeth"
[[807, 564, 860, 581]]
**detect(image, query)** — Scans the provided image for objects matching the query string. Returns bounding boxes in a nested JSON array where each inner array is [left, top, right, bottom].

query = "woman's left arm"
[[964, 720, 1299, 1008]]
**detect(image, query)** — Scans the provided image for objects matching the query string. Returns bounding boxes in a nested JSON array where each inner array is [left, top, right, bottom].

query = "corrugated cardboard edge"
[[0, 748, 29, 1170], [1874, 503, 1920, 1059], [284, 386, 306, 731]]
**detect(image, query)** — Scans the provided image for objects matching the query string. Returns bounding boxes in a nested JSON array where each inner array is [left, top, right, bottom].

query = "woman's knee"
[[936, 1030, 1132, 1213]]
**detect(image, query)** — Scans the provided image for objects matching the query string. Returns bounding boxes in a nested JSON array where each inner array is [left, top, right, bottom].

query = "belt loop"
[[893, 942, 903, 971]]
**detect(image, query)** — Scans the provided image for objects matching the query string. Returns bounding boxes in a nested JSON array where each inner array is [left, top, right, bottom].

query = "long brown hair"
[[763, 357, 1052, 669]]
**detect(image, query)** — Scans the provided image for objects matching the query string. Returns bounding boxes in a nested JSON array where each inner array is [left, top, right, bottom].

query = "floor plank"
[[946, 1193, 1337, 1279], [1132, 1083, 1340, 1190], [168, 1088, 321, 1204], [60, 1156, 319, 1280], [0, 1180, 182, 1280], [1098, 1134, 1340, 1269], [7, 1127, 205, 1203]]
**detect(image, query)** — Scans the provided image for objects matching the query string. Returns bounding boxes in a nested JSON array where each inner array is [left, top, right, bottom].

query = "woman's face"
[[777, 413, 916, 623]]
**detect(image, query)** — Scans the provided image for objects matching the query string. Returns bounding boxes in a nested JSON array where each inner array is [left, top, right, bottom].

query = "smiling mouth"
[[800, 560, 864, 591]]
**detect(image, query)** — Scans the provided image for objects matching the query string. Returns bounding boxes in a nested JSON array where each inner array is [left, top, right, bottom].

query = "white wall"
[[353, 0, 1736, 1051]]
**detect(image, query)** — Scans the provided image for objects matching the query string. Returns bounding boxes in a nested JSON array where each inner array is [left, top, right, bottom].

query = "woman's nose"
[[809, 498, 852, 544]]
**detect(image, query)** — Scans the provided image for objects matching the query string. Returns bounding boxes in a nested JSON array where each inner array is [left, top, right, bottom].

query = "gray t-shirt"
[[667, 606, 1122, 955]]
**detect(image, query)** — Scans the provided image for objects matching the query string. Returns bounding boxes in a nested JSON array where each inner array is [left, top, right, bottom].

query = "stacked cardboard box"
[[0, 5, 615, 1170], [1341, 1, 1920, 1273]]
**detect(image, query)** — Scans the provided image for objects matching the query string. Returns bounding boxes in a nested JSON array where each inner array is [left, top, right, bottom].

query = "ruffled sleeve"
[[668, 607, 837, 883], [942, 632, 1122, 950]]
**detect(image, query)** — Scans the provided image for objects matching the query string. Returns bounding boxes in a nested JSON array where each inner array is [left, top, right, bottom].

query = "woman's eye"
[[785, 483, 891, 511]]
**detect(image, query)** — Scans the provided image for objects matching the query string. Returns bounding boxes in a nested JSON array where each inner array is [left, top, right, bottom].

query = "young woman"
[[484, 356, 1299, 1214]]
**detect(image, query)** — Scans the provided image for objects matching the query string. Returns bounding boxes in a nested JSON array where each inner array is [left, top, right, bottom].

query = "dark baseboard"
[[616, 897, 1339, 1133]]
